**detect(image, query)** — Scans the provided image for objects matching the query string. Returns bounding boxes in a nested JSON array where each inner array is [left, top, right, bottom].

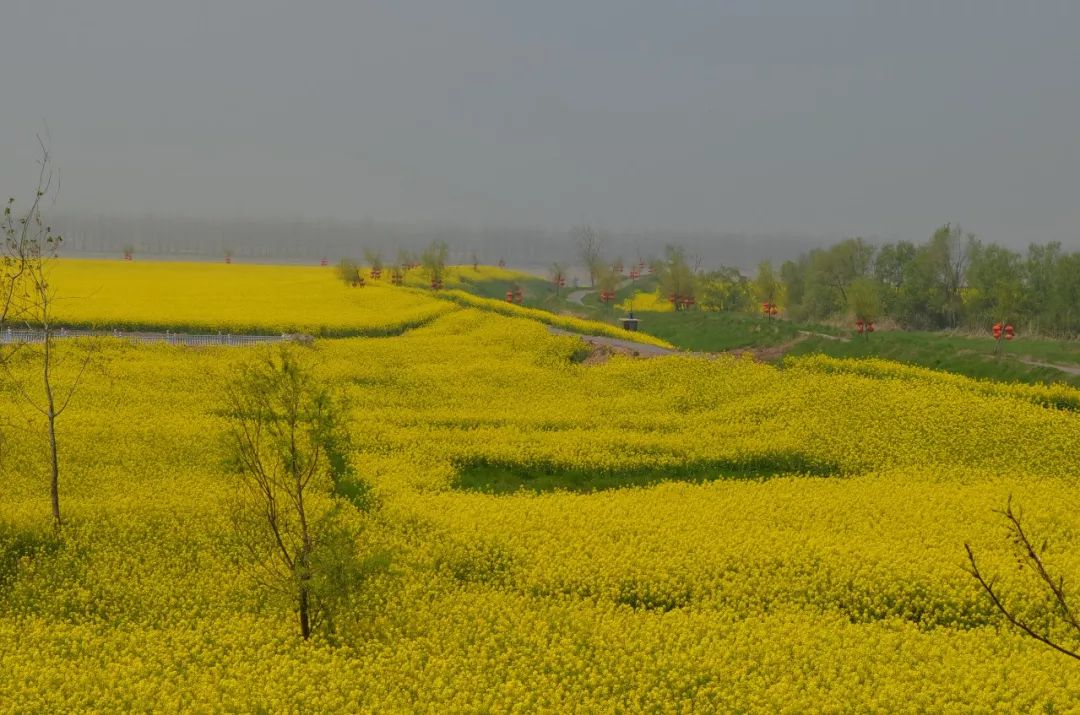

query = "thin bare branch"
[[998, 501, 1080, 637], [56, 343, 96, 416], [966, 542, 1080, 661]]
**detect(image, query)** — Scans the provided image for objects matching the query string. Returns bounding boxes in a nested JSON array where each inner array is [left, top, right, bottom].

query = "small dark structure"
[[620, 312, 639, 332]]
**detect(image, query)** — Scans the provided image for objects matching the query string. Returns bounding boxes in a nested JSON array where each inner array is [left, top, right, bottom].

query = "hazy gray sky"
[[3, 1, 1079, 247]]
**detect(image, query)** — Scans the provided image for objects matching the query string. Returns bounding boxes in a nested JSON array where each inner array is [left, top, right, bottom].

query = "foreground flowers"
[[1, 261, 1079, 711]]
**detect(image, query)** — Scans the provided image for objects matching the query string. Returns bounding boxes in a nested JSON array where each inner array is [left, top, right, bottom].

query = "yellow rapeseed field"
[[2, 259, 1080, 711], [45, 259, 453, 336]]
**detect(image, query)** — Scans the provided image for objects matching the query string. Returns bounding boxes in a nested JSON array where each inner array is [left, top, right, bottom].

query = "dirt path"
[[565, 278, 637, 307], [1017, 358, 1080, 377], [723, 333, 813, 363], [548, 326, 825, 363], [546, 327, 676, 357], [566, 289, 590, 306], [797, 330, 849, 343]]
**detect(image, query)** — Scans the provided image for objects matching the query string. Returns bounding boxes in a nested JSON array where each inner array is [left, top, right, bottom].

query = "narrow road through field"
[[1017, 357, 1080, 377], [566, 289, 590, 306], [566, 277, 638, 306], [546, 327, 676, 357], [797, 330, 849, 343]]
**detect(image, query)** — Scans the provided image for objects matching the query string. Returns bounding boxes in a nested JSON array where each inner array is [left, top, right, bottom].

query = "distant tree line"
[[777, 224, 1080, 335], [51, 213, 829, 271], [588, 223, 1080, 337], [51, 211, 1080, 335]]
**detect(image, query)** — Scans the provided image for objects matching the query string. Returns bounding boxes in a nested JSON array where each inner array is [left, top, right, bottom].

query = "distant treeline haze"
[[52, 213, 830, 272], [51, 214, 1080, 335], [773, 225, 1080, 335]]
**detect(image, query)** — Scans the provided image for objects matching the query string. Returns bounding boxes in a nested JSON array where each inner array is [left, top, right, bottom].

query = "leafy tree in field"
[[925, 223, 979, 328], [336, 259, 362, 286], [1048, 253, 1080, 335], [874, 241, 918, 318], [799, 251, 838, 319], [596, 265, 620, 307], [847, 278, 882, 337], [421, 240, 449, 287], [891, 245, 946, 329], [699, 266, 751, 312], [780, 259, 807, 320], [1022, 242, 1061, 333], [396, 248, 417, 272], [1021, 242, 1080, 336], [658, 245, 696, 311], [362, 247, 383, 274], [966, 243, 1024, 330], [818, 238, 875, 305], [753, 260, 782, 314], [799, 239, 875, 319], [223, 346, 375, 641]]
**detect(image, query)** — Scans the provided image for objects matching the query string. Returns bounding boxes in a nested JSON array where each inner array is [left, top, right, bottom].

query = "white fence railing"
[[0, 328, 294, 347]]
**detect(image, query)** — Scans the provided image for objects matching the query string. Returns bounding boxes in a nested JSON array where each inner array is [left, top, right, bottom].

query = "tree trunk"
[[43, 330, 61, 529], [48, 409, 60, 528], [298, 579, 311, 640], [296, 472, 313, 640]]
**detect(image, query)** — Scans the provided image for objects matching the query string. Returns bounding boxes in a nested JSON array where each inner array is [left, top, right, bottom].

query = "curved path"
[[546, 327, 676, 357], [1017, 357, 1080, 377], [566, 277, 640, 307], [566, 289, 591, 306]]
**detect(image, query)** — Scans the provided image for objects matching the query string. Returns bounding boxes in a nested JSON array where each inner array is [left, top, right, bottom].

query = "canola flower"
[[1, 263, 1079, 711]]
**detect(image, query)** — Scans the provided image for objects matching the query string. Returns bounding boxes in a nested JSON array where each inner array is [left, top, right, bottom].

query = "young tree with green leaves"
[[396, 248, 417, 272], [818, 238, 875, 306], [779, 259, 807, 321], [422, 240, 449, 288], [847, 278, 882, 339], [753, 260, 782, 318], [966, 243, 1024, 338], [658, 245, 696, 311], [335, 259, 362, 286], [222, 346, 371, 640], [362, 247, 384, 276], [926, 223, 979, 328], [698, 266, 750, 312], [596, 264, 620, 308]]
